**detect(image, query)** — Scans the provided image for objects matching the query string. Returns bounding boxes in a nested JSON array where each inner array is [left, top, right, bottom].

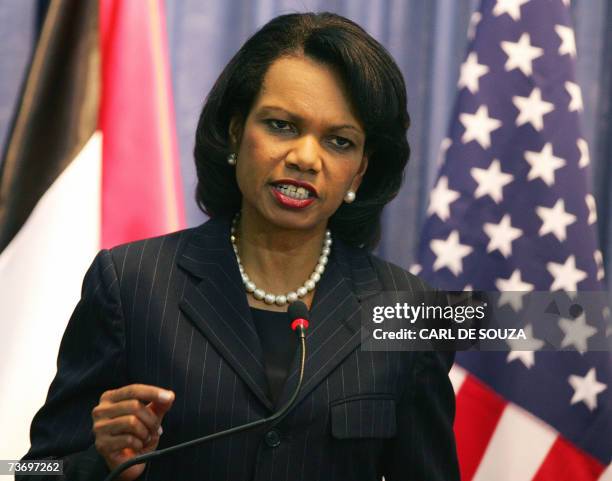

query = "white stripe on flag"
[[449, 364, 468, 394], [472, 403, 558, 481], [599, 464, 612, 481], [0, 132, 101, 459]]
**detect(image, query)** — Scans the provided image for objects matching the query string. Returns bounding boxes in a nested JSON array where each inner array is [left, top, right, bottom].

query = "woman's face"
[[230, 55, 368, 234]]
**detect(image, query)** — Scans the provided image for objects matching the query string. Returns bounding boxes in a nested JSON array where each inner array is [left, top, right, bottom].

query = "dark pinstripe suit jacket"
[[20, 216, 459, 481]]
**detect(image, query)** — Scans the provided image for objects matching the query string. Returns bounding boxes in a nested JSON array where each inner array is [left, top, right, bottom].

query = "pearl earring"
[[344, 190, 356, 203], [227, 153, 237, 165]]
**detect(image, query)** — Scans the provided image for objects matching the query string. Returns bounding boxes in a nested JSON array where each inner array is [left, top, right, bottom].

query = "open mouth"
[[269, 181, 317, 209], [271, 183, 315, 200]]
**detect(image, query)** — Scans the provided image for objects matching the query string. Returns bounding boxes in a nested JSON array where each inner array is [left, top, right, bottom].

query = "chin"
[[267, 210, 327, 232]]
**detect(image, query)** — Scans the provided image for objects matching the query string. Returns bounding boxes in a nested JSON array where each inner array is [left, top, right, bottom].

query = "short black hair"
[[194, 12, 410, 249]]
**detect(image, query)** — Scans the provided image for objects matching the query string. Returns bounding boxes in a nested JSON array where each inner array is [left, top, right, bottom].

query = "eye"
[[266, 119, 294, 132], [329, 136, 354, 150]]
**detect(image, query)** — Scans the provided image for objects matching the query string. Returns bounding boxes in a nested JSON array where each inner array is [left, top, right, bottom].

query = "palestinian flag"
[[0, 0, 185, 458]]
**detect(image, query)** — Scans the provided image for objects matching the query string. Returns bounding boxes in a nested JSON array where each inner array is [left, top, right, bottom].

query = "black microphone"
[[103, 301, 311, 481]]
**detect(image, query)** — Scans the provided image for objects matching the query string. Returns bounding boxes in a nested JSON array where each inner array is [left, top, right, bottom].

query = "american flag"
[[415, 0, 611, 479]]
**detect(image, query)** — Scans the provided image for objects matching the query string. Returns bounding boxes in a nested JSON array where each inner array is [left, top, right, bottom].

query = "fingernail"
[[158, 426, 163, 436], [158, 390, 173, 402], [146, 434, 152, 443]]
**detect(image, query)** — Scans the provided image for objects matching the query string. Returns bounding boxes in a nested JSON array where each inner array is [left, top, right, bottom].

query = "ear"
[[228, 115, 244, 151], [350, 154, 369, 192]]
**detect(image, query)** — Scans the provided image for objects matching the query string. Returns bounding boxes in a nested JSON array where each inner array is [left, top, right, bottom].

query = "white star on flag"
[[458, 52, 490, 94], [506, 325, 544, 369], [577, 138, 590, 167], [483, 214, 522, 257], [536, 199, 576, 242], [513, 87, 555, 131], [565, 81, 583, 112], [467, 11, 482, 40], [568, 368, 607, 411], [427, 176, 460, 221], [496, 269, 534, 311], [430, 230, 473, 276], [585, 194, 597, 225], [524, 142, 566, 186], [492, 0, 530, 20], [470, 159, 513, 203], [547, 255, 587, 291], [501, 33, 543, 76], [559, 314, 598, 354], [409, 264, 422, 275], [437, 138, 452, 166], [594, 250, 605, 281], [555, 24, 577, 57], [459, 105, 503, 149]]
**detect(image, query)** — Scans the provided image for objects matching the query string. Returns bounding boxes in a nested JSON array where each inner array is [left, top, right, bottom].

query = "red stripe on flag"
[[532, 437, 605, 481], [99, 0, 185, 248], [454, 374, 507, 481]]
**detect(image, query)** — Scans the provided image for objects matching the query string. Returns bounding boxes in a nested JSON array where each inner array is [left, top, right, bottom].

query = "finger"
[[143, 430, 161, 449], [93, 400, 159, 433], [147, 395, 175, 419], [100, 433, 144, 453], [101, 384, 174, 405], [107, 448, 146, 467], [94, 415, 151, 443], [143, 403, 168, 435], [141, 401, 170, 443]]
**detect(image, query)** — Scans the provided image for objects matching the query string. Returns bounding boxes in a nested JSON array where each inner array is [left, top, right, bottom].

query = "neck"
[[234, 207, 327, 304]]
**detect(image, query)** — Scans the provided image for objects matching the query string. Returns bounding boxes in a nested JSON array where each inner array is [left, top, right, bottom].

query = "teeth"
[[274, 184, 312, 200]]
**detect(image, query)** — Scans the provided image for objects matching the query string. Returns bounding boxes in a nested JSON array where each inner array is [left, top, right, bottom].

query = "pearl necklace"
[[230, 214, 332, 306]]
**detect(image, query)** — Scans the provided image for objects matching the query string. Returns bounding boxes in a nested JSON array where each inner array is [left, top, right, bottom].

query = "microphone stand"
[[103, 325, 307, 481]]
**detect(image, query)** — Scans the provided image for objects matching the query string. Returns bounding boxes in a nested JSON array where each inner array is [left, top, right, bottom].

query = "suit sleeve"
[[381, 349, 460, 481], [17, 249, 128, 481]]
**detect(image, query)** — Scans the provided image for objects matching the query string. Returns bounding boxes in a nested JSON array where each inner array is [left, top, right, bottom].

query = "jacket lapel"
[[177, 217, 274, 410]]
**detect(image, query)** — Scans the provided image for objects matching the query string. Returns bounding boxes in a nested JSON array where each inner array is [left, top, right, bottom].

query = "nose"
[[285, 135, 321, 174]]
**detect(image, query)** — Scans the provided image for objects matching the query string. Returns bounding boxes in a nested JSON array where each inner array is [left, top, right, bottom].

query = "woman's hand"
[[92, 384, 175, 481]]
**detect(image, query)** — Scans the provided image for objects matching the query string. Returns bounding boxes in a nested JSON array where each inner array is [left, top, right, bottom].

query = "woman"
[[20, 12, 459, 481]]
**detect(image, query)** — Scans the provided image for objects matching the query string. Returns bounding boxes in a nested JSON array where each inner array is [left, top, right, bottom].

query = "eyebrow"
[[258, 105, 364, 135]]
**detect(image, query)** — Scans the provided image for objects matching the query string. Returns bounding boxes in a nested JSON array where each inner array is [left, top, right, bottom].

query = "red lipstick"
[[269, 180, 317, 209], [270, 187, 315, 209]]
